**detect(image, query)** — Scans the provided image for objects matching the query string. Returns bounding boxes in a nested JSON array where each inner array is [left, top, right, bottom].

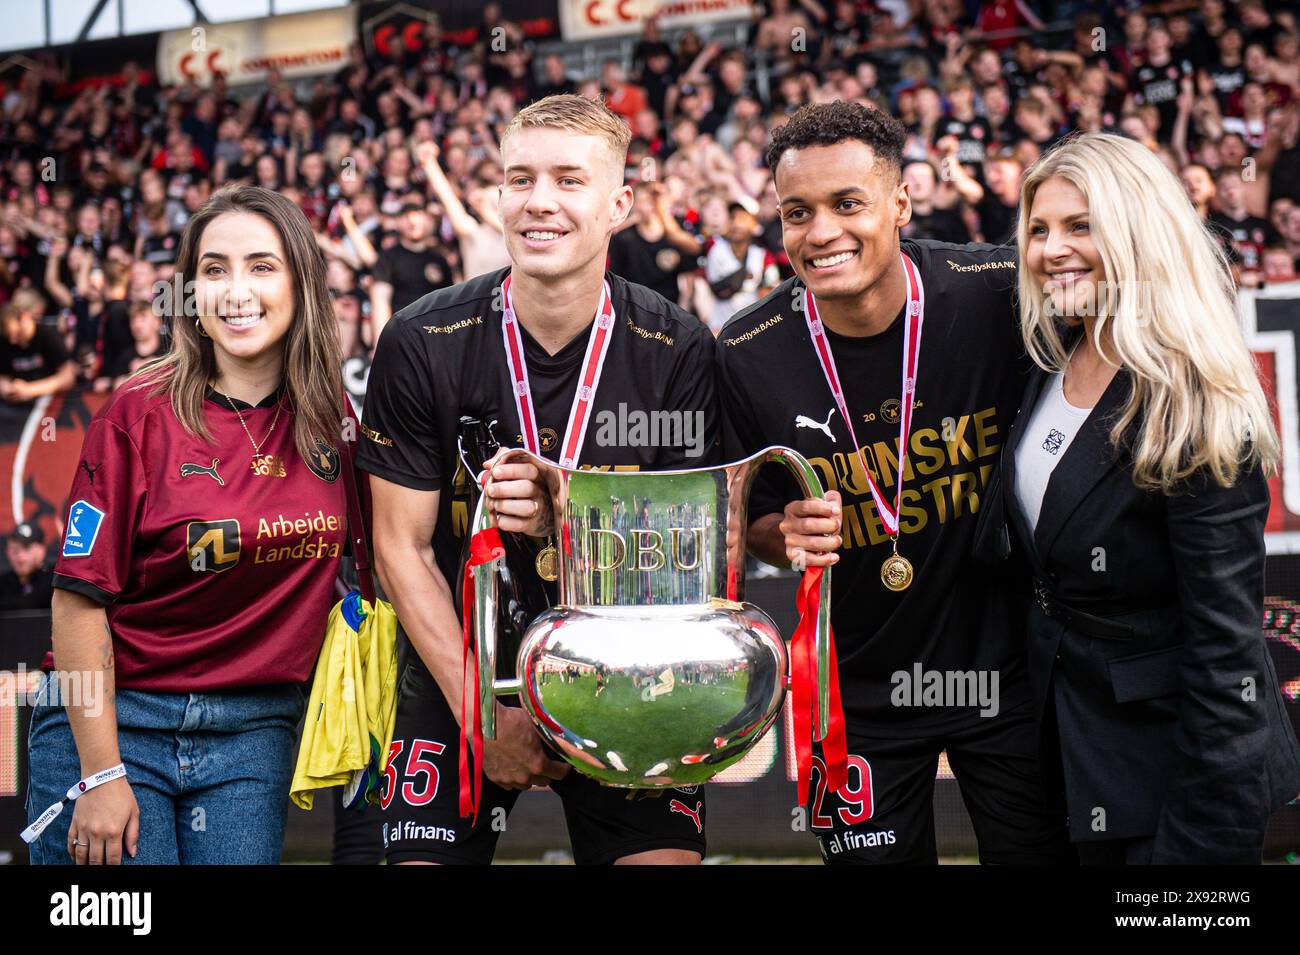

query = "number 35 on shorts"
[[380, 738, 446, 809], [809, 754, 873, 828]]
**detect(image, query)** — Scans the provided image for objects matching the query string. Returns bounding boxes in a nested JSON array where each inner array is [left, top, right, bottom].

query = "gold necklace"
[[219, 389, 283, 459]]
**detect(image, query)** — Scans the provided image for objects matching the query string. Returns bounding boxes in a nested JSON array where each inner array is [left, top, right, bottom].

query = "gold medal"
[[881, 540, 913, 592], [535, 540, 558, 582]]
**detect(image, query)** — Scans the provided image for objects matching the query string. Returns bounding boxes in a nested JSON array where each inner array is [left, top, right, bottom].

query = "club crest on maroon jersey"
[[305, 438, 340, 483]]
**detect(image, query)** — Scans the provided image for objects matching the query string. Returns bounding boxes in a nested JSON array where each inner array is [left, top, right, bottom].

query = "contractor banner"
[[558, 0, 752, 42], [156, 6, 357, 88]]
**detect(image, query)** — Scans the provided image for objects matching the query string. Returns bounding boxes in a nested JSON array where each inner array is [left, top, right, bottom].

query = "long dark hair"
[[133, 183, 344, 464]]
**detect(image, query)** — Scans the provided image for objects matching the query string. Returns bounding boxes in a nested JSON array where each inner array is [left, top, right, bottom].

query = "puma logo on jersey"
[[80, 460, 100, 484], [669, 799, 703, 833], [180, 458, 225, 486], [795, 408, 837, 442]]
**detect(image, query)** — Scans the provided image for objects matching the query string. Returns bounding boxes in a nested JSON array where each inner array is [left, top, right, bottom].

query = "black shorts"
[[808, 705, 1073, 865], [381, 660, 707, 865]]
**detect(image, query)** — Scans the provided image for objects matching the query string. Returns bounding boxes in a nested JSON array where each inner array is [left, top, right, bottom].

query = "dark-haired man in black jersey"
[[358, 95, 717, 865], [718, 101, 1071, 865]]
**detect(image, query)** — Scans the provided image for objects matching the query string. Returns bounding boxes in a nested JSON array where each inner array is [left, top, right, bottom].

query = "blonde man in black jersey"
[[360, 96, 718, 865]]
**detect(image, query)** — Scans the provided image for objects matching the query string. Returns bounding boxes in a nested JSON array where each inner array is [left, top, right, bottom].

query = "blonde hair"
[[11, 288, 44, 316], [1017, 132, 1278, 492], [501, 94, 631, 176], [132, 184, 343, 465]]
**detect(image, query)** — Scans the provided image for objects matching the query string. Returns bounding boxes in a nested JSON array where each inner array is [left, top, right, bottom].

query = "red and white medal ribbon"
[[500, 272, 616, 468], [802, 252, 925, 538]]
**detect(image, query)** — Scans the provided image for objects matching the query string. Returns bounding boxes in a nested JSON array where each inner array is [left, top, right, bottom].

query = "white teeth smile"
[[525, 231, 562, 241], [811, 251, 855, 268], [223, 313, 262, 327]]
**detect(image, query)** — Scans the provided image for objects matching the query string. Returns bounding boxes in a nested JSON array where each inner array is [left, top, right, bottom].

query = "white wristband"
[[20, 763, 127, 844]]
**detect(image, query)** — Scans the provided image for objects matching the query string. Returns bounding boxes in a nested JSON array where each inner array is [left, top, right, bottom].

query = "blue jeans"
[[26, 674, 305, 865]]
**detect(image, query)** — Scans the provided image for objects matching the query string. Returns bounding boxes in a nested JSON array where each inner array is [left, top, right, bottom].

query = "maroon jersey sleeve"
[[53, 416, 149, 605]]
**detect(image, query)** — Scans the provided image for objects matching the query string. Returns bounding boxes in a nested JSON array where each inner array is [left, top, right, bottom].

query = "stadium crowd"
[[3, 2, 1300, 377], [0, 0, 1299, 607]]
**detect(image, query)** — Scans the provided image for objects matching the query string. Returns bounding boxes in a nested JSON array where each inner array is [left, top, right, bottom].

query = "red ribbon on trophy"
[[790, 566, 847, 806], [460, 273, 617, 816], [459, 525, 504, 821]]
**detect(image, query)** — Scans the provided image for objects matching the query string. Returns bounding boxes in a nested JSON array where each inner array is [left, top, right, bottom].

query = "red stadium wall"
[[0, 391, 110, 544]]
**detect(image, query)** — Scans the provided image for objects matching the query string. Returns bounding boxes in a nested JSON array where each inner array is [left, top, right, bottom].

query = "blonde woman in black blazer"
[[979, 132, 1300, 864]]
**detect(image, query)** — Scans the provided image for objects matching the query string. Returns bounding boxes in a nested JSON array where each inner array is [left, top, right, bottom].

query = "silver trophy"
[[471, 447, 834, 788]]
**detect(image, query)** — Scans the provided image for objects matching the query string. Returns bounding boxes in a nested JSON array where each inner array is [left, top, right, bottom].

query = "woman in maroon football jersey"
[[26, 184, 351, 865]]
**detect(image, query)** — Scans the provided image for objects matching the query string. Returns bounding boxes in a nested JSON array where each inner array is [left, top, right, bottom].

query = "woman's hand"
[[68, 776, 139, 865]]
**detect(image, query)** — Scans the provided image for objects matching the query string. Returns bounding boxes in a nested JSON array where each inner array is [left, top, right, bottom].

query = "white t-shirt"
[[704, 239, 778, 333], [1014, 371, 1094, 531]]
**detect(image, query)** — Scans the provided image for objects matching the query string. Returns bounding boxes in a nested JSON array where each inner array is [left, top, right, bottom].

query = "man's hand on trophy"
[[483, 451, 553, 537], [779, 490, 842, 571], [483, 704, 571, 790]]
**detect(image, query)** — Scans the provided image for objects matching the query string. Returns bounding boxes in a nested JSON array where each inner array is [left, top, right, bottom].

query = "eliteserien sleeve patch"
[[62, 500, 106, 558]]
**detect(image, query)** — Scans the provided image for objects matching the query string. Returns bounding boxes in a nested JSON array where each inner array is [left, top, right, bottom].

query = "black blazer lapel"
[[1001, 362, 1048, 567], [1032, 367, 1133, 560]]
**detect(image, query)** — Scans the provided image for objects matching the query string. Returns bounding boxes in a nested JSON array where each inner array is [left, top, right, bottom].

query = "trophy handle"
[[751, 446, 834, 742], [468, 446, 551, 740], [470, 491, 501, 739]]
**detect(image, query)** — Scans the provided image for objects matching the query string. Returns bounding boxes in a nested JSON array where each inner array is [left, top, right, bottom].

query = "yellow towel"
[[290, 591, 398, 810]]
